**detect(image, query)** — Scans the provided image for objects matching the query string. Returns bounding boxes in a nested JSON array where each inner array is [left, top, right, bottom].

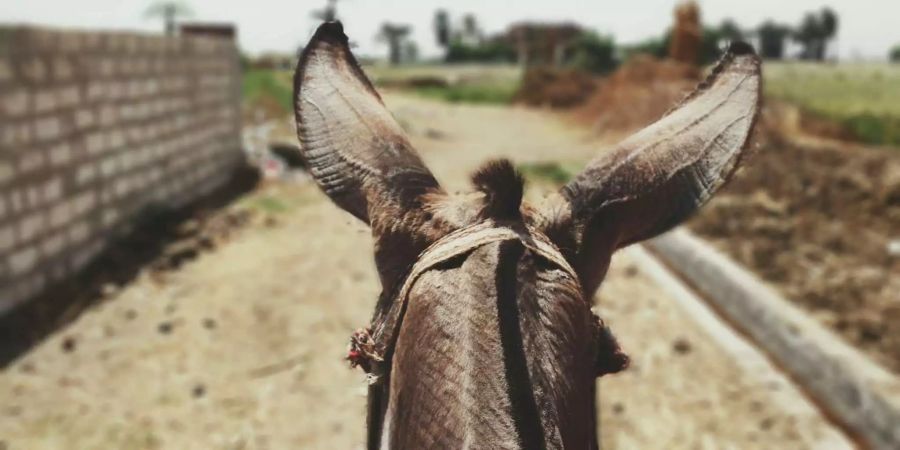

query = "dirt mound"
[[578, 55, 700, 132], [690, 131, 900, 372], [669, 1, 702, 65], [513, 67, 598, 108]]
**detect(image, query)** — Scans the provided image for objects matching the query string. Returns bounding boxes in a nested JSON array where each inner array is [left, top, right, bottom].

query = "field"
[[5, 57, 898, 449], [0, 94, 850, 449], [364, 63, 521, 104], [241, 64, 522, 117], [241, 69, 294, 123], [764, 62, 900, 146]]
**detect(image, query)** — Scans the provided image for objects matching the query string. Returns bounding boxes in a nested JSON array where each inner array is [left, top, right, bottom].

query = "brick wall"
[[0, 27, 243, 313]]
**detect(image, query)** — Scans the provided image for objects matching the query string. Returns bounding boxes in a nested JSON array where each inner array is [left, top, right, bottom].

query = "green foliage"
[[434, 9, 451, 48], [758, 21, 792, 59], [623, 35, 669, 59], [242, 69, 293, 115], [623, 27, 720, 65], [718, 19, 744, 42], [444, 40, 516, 63], [377, 23, 412, 65], [794, 8, 840, 60], [699, 26, 724, 65], [891, 45, 900, 63], [239, 52, 252, 71], [247, 195, 291, 214], [412, 82, 519, 105], [766, 63, 900, 147], [517, 162, 575, 186], [842, 114, 900, 147], [366, 64, 521, 105], [569, 31, 618, 74]]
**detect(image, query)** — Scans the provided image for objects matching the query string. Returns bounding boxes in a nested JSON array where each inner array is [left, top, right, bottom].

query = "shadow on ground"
[[0, 165, 261, 366]]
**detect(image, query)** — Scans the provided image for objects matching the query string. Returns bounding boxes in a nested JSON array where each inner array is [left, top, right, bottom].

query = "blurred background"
[[0, 0, 898, 449]]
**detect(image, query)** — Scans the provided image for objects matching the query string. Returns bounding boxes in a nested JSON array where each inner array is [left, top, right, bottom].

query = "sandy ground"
[[0, 94, 852, 449]]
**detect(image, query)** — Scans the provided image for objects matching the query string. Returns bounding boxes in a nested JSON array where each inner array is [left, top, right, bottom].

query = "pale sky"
[[1, 0, 897, 60]]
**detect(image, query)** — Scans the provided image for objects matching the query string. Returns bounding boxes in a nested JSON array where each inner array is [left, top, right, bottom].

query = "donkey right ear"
[[293, 22, 443, 225], [542, 42, 761, 296]]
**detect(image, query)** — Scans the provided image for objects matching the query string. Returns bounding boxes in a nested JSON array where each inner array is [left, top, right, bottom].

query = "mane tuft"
[[471, 159, 524, 220]]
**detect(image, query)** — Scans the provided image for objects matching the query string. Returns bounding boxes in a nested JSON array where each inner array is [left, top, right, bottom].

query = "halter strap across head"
[[361, 220, 579, 384]]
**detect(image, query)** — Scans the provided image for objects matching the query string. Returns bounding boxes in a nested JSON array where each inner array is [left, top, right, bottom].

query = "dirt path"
[[0, 95, 851, 449]]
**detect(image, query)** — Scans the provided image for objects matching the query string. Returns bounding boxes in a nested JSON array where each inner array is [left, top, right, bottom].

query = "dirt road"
[[0, 95, 852, 449]]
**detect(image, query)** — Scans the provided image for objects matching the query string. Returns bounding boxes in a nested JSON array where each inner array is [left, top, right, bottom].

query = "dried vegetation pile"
[[579, 55, 700, 132], [513, 67, 599, 108]]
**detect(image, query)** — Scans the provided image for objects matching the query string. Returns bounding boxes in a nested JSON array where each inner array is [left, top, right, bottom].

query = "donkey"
[[294, 21, 760, 450]]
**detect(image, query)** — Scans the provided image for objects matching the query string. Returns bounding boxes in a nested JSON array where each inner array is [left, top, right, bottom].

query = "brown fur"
[[294, 21, 761, 450]]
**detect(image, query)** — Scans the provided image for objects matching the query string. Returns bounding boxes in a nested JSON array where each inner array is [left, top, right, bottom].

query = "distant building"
[[178, 23, 237, 41], [504, 22, 582, 67]]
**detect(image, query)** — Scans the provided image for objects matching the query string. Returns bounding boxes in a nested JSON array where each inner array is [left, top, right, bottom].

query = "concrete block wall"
[[0, 27, 243, 313]]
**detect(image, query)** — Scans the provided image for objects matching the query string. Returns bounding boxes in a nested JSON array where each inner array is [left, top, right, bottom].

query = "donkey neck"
[[376, 235, 598, 449]]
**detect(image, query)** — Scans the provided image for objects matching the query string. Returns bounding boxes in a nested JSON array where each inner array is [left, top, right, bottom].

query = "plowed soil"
[[689, 106, 900, 373]]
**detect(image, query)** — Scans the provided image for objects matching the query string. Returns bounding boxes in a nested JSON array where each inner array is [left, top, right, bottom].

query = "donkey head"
[[294, 22, 760, 450]]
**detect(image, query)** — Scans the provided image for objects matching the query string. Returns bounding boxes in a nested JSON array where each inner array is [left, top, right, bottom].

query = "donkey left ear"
[[294, 22, 443, 225]]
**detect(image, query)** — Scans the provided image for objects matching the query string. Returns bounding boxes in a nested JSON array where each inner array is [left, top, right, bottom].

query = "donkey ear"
[[548, 42, 761, 293], [294, 22, 442, 224]]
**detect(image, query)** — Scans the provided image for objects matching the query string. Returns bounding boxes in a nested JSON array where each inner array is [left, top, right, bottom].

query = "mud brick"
[[1, 89, 31, 117], [18, 211, 46, 242], [34, 116, 62, 142], [19, 57, 48, 83], [48, 142, 72, 166], [49, 200, 74, 228], [8, 247, 39, 276], [0, 225, 13, 251]]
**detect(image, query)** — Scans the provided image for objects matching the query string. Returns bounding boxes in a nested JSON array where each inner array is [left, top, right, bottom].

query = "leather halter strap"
[[358, 220, 578, 384]]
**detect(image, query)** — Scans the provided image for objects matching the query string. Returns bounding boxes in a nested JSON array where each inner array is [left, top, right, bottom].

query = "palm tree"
[[377, 23, 412, 65], [819, 7, 839, 60], [434, 10, 451, 49], [718, 19, 744, 43], [757, 20, 791, 60], [144, 1, 193, 36], [311, 0, 340, 22], [461, 13, 482, 45], [794, 12, 823, 60]]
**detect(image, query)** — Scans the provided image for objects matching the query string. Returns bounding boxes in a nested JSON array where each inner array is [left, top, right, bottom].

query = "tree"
[[311, 0, 340, 22], [461, 13, 482, 45], [891, 45, 900, 63], [698, 26, 725, 64], [624, 34, 669, 59], [757, 20, 791, 60], [444, 40, 515, 63], [377, 23, 412, 65], [144, 1, 193, 36], [794, 8, 839, 61], [434, 9, 451, 49], [795, 12, 824, 60], [569, 31, 617, 74], [718, 19, 744, 43], [819, 7, 839, 59], [403, 41, 419, 64]]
